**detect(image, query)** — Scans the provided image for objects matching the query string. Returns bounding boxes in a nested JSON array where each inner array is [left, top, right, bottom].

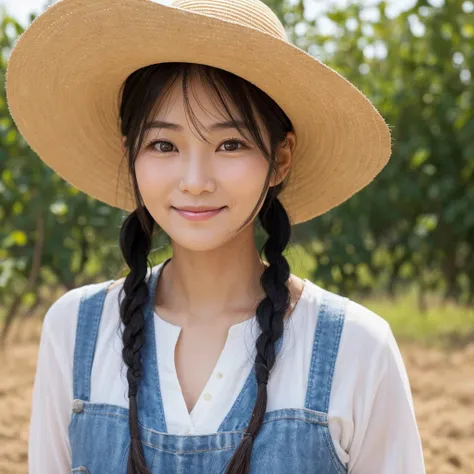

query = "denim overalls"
[[69, 260, 349, 474]]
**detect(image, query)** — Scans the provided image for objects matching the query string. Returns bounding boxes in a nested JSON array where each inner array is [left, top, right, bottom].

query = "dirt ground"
[[0, 318, 473, 473]]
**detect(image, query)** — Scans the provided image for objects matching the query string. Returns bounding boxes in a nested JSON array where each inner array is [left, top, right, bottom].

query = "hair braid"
[[118, 207, 155, 474], [224, 193, 292, 474]]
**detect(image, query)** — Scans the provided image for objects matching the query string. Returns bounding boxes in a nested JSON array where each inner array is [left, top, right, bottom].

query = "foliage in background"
[[1, 0, 473, 342], [293, 0, 474, 310]]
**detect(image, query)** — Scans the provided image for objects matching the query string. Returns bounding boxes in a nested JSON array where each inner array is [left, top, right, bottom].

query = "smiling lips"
[[172, 206, 226, 221]]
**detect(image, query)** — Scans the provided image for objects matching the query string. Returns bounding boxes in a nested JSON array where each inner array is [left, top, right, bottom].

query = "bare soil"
[[0, 318, 473, 473]]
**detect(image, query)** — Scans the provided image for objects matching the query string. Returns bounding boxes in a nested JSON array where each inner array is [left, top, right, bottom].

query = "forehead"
[[155, 73, 239, 122], [145, 69, 270, 145]]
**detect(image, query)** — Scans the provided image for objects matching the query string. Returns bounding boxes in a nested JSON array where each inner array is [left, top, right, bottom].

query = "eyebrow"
[[144, 120, 248, 132]]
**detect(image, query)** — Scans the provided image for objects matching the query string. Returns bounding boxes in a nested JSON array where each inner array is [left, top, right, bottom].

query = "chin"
[[166, 228, 235, 252]]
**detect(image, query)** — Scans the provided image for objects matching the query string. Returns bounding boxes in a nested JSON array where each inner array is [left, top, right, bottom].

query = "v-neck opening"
[[146, 258, 310, 434], [153, 314, 236, 422]]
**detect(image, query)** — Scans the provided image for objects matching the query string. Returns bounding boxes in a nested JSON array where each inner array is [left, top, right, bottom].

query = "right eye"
[[145, 140, 175, 153]]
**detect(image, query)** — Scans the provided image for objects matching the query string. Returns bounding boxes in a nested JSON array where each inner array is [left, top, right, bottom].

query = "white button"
[[203, 392, 212, 401], [216, 372, 224, 379], [184, 429, 191, 435]]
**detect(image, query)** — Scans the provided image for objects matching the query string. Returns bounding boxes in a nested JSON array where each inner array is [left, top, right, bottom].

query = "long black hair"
[[117, 62, 294, 474]]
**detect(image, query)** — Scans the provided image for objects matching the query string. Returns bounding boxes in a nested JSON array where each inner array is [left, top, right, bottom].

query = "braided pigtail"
[[118, 207, 155, 474], [224, 193, 292, 474]]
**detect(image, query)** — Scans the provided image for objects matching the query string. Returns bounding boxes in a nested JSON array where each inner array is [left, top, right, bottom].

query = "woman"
[[6, 0, 426, 473]]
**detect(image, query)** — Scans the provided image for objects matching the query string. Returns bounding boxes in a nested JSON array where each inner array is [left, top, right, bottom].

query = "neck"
[[155, 228, 268, 327]]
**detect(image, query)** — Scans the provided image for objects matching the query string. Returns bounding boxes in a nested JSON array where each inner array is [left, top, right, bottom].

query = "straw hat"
[[5, 0, 391, 225]]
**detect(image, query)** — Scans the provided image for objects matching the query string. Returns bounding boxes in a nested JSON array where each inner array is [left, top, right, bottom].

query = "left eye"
[[220, 139, 247, 152]]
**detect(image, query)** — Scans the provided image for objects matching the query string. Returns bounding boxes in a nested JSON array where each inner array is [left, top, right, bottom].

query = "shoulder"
[[42, 277, 124, 347], [302, 279, 391, 359], [42, 286, 84, 337], [343, 298, 391, 354], [302, 279, 391, 341], [303, 282, 399, 404]]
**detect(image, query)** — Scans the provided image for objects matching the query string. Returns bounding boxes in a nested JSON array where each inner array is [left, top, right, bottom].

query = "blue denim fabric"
[[69, 259, 349, 473]]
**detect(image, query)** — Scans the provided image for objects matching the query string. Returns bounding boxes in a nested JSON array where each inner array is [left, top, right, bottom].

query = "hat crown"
[[171, 0, 288, 41]]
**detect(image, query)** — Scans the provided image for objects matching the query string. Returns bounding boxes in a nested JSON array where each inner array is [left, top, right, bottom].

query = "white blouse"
[[28, 274, 426, 473]]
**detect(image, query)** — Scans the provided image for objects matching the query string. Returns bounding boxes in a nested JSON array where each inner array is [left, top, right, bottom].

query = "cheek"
[[135, 155, 171, 196], [226, 158, 266, 176], [224, 158, 269, 203]]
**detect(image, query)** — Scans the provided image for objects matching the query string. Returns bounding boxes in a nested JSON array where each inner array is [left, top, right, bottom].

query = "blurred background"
[[0, 0, 473, 472]]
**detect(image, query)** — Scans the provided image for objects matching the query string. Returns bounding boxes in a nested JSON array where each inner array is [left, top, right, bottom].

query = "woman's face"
[[130, 76, 290, 252]]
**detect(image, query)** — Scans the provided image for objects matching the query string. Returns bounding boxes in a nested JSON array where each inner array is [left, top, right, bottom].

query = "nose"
[[178, 151, 216, 195]]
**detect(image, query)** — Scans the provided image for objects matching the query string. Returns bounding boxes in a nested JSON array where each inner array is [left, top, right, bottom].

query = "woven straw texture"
[[6, 0, 392, 225]]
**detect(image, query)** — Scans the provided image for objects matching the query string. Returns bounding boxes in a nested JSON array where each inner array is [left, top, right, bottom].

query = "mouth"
[[171, 206, 226, 221], [172, 206, 226, 213]]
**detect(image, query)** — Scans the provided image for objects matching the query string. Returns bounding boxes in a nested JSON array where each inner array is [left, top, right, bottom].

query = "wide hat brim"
[[6, 0, 391, 225]]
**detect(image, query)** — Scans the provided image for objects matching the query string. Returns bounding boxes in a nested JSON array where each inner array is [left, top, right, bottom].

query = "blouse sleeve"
[[28, 296, 75, 472], [349, 325, 426, 473]]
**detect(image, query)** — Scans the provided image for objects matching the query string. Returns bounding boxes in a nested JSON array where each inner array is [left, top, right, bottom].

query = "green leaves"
[[283, 0, 474, 304], [410, 149, 430, 169], [0, 13, 128, 320], [3, 230, 27, 247]]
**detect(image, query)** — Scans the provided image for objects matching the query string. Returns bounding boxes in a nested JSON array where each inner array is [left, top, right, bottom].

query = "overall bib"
[[69, 262, 348, 474]]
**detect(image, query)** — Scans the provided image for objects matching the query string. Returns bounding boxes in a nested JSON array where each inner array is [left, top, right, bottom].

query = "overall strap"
[[305, 289, 348, 413], [73, 279, 115, 401], [137, 259, 171, 432]]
